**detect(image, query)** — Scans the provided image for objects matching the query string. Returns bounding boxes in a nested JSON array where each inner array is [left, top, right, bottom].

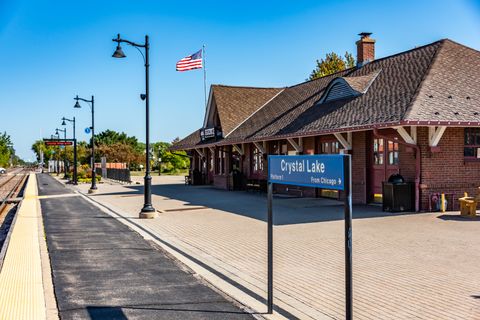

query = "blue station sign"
[[268, 154, 346, 190], [85, 127, 91, 134]]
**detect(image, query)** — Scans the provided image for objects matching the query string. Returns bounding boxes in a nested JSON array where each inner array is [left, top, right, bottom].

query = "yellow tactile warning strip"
[[0, 174, 46, 320], [35, 193, 79, 200]]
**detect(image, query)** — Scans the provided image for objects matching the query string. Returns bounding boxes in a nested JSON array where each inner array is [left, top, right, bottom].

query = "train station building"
[[172, 34, 480, 211]]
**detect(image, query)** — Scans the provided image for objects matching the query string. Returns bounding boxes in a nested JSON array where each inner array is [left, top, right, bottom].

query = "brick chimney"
[[356, 32, 375, 67]]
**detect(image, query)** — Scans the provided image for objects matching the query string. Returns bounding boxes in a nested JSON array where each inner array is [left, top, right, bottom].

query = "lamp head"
[[55, 129, 59, 135], [61, 120, 66, 126], [74, 101, 81, 108], [112, 44, 126, 58]]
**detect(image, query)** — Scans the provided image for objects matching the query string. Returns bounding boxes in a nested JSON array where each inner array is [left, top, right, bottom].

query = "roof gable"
[[202, 85, 283, 136]]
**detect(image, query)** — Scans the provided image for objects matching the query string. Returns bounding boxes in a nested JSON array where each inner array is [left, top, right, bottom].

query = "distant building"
[[172, 33, 480, 211]]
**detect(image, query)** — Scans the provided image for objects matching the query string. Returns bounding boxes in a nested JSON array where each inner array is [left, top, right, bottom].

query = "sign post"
[[267, 154, 352, 319], [343, 155, 353, 320], [267, 181, 273, 314]]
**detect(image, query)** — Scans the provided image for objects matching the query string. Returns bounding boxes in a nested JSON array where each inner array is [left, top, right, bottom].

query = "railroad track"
[[0, 169, 29, 221]]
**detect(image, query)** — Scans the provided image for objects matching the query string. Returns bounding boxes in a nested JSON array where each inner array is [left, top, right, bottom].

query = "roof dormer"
[[318, 69, 381, 104]]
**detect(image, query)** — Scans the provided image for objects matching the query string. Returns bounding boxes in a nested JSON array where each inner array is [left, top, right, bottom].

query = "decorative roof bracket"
[[429, 126, 447, 147], [232, 144, 244, 155], [394, 126, 417, 144], [195, 148, 205, 158], [334, 132, 352, 150], [287, 138, 303, 154], [253, 141, 266, 154]]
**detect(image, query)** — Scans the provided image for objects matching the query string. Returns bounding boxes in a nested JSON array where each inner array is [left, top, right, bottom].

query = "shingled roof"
[[171, 85, 282, 150], [209, 85, 284, 135], [404, 40, 480, 124], [223, 69, 351, 144], [172, 39, 480, 150], [170, 129, 202, 151]]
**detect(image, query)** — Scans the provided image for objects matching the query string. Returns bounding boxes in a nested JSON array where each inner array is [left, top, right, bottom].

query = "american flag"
[[176, 49, 203, 71]]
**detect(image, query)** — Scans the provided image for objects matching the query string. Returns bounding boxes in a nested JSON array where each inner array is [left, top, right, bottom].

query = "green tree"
[[32, 140, 55, 163], [308, 52, 356, 80], [152, 141, 189, 173], [95, 129, 139, 147], [0, 132, 14, 167], [97, 142, 143, 167], [94, 130, 143, 169], [32, 140, 91, 168]]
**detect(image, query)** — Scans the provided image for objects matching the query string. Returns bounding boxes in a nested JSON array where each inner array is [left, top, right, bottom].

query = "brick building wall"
[[188, 127, 480, 212], [418, 127, 480, 210], [213, 174, 229, 189], [351, 131, 367, 204]]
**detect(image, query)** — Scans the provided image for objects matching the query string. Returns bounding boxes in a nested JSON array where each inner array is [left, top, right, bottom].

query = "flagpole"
[[203, 44, 207, 108]]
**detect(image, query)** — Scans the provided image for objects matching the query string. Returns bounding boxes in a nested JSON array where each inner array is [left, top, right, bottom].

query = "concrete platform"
[[37, 173, 253, 319], [70, 175, 480, 320]]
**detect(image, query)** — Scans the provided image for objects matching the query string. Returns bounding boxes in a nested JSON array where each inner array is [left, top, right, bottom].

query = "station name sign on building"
[[268, 154, 346, 190], [200, 127, 222, 141]]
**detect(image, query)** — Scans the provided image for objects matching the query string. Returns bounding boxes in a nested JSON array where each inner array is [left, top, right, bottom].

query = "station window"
[[252, 147, 264, 173], [271, 141, 287, 155], [281, 142, 288, 155], [216, 148, 225, 174], [387, 140, 399, 165], [373, 138, 384, 165], [321, 141, 339, 154], [464, 128, 480, 159]]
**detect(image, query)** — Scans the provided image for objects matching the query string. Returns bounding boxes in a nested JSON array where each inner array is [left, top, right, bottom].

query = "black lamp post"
[[62, 117, 77, 185], [56, 128, 67, 177], [74, 95, 97, 193], [52, 132, 60, 174], [112, 33, 156, 218], [48, 134, 58, 173]]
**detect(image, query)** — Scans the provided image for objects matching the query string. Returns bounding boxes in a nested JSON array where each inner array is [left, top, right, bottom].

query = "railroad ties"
[[0, 168, 29, 219]]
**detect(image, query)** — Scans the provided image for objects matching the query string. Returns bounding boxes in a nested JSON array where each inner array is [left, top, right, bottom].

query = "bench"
[[246, 179, 267, 193], [246, 179, 261, 192], [286, 187, 303, 197], [459, 192, 478, 218]]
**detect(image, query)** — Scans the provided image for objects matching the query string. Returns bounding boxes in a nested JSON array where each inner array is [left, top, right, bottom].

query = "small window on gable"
[[318, 70, 381, 105], [323, 81, 357, 103]]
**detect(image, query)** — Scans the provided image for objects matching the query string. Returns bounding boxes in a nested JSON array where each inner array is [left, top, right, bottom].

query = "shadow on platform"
[[92, 183, 422, 226], [437, 214, 479, 221]]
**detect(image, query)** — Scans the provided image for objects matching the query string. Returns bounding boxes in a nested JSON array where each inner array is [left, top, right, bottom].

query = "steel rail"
[[0, 169, 29, 218]]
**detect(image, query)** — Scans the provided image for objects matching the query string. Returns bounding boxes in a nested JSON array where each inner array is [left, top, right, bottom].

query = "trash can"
[[192, 169, 203, 185], [382, 174, 414, 212]]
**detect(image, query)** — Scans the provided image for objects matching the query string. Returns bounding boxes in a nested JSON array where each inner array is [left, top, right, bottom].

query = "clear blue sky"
[[1, 0, 479, 160]]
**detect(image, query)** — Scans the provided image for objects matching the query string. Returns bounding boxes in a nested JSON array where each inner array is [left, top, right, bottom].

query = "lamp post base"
[[88, 188, 97, 194], [139, 211, 157, 219]]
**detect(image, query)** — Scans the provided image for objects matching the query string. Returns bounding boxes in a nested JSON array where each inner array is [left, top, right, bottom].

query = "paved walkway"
[[73, 175, 480, 320], [38, 174, 253, 319]]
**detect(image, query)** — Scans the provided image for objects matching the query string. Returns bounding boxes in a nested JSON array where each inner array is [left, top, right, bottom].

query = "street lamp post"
[[74, 95, 97, 193], [56, 128, 67, 176], [62, 117, 77, 185], [52, 132, 60, 174], [112, 33, 156, 218]]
